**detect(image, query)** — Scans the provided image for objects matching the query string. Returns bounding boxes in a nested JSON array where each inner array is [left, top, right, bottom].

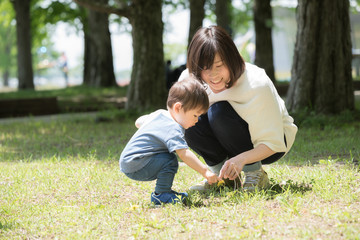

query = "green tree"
[[215, 0, 232, 36], [36, 1, 117, 87], [253, 0, 275, 82], [286, 0, 354, 114], [0, 1, 16, 87], [11, 0, 34, 89], [188, 0, 206, 47], [74, 0, 167, 110], [8, 0, 68, 90], [85, 2, 116, 87]]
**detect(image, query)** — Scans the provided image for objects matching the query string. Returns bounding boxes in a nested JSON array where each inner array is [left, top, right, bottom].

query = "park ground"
[[0, 87, 360, 239]]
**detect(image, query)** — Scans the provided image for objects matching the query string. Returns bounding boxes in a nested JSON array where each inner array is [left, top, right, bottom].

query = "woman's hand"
[[219, 144, 275, 180], [219, 157, 244, 180]]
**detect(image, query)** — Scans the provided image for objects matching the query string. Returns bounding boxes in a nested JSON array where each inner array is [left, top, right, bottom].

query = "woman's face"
[[200, 53, 230, 93]]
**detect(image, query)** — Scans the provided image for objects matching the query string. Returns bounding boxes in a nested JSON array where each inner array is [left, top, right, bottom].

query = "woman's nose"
[[209, 69, 219, 77]]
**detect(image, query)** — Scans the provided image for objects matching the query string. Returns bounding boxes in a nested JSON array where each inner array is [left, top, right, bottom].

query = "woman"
[[179, 26, 298, 191]]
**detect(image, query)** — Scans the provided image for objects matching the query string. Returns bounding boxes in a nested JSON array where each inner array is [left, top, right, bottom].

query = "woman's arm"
[[219, 144, 275, 180]]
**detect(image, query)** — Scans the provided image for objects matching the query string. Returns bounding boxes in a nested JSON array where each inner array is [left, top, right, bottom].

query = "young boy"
[[120, 77, 221, 205]]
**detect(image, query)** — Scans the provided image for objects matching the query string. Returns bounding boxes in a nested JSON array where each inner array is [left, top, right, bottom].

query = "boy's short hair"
[[167, 77, 209, 113]]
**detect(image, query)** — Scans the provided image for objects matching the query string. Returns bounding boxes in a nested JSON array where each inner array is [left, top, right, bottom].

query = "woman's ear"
[[173, 102, 182, 113]]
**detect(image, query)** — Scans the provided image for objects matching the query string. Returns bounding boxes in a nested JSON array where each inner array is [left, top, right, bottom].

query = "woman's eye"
[[216, 64, 223, 68]]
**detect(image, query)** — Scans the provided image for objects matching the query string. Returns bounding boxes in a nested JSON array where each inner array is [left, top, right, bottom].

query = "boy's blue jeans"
[[185, 101, 285, 173], [124, 152, 178, 194]]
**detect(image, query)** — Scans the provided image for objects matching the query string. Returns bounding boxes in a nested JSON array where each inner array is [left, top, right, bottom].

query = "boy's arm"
[[135, 114, 150, 128], [175, 148, 221, 184]]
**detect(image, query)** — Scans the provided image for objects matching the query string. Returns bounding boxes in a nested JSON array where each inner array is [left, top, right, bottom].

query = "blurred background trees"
[[0, 1, 16, 88], [286, 0, 354, 114], [0, 0, 359, 114]]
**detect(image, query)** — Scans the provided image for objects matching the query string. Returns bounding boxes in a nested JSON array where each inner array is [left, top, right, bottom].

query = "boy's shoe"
[[243, 168, 270, 191], [151, 190, 188, 205]]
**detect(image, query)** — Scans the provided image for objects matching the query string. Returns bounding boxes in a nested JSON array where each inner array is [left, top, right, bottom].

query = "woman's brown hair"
[[187, 26, 245, 88]]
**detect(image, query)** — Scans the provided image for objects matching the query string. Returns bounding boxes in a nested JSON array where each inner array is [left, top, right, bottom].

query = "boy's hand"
[[204, 170, 222, 185]]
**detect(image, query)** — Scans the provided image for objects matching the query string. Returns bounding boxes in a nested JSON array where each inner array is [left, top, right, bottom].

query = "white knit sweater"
[[179, 62, 298, 154]]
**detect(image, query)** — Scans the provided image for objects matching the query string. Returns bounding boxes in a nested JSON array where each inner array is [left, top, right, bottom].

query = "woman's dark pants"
[[185, 101, 285, 172]]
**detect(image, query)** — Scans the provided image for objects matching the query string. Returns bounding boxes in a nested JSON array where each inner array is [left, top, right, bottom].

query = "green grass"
[[0, 86, 128, 113], [0, 85, 127, 100], [1, 111, 360, 239]]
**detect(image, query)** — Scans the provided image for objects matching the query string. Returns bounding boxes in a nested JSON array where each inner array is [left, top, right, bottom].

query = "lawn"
[[0, 86, 128, 114], [1, 109, 360, 239]]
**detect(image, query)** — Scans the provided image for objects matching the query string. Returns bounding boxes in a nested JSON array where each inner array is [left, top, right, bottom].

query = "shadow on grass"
[[0, 219, 17, 231], [266, 178, 313, 197], [184, 179, 314, 208]]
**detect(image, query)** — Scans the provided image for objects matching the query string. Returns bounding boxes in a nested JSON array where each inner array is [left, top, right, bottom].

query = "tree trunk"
[[86, 4, 116, 87], [286, 0, 354, 114], [126, 0, 166, 110], [3, 36, 12, 87], [78, 7, 91, 85], [73, 0, 166, 110], [83, 29, 91, 85], [188, 0, 206, 47], [253, 0, 275, 83], [215, 0, 232, 37], [11, 0, 34, 89], [3, 71, 9, 87]]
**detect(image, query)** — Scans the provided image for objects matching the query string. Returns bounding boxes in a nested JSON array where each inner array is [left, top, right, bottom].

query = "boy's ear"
[[173, 102, 182, 113]]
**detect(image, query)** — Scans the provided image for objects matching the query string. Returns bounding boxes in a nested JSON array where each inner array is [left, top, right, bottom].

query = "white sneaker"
[[243, 168, 270, 191], [189, 180, 212, 191]]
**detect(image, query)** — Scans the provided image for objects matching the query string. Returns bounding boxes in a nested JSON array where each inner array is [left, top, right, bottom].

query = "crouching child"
[[120, 77, 221, 205]]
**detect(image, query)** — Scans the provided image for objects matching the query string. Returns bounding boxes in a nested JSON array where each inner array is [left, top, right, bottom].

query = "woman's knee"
[[208, 101, 249, 132], [208, 101, 239, 126]]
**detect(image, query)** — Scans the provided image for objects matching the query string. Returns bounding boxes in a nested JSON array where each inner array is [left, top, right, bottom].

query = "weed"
[[0, 112, 359, 239]]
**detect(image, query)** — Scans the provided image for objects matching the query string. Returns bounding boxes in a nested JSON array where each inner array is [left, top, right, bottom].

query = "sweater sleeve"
[[178, 69, 189, 81], [242, 81, 287, 152], [215, 64, 291, 153]]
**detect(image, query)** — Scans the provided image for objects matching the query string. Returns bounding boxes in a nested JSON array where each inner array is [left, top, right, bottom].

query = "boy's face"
[[176, 107, 205, 129]]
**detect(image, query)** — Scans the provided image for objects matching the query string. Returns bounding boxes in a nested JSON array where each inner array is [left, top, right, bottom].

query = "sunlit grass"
[[0, 85, 127, 100], [0, 85, 128, 114], [0, 111, 360, 239]]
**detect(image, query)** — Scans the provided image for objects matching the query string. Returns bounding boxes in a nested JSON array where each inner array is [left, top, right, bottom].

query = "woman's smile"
[[210, 77, 223, 84], [201, 53, 230, 93]]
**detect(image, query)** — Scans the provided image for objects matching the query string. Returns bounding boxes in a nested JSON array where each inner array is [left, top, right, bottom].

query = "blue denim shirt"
[[120, 110, 188, 173]]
